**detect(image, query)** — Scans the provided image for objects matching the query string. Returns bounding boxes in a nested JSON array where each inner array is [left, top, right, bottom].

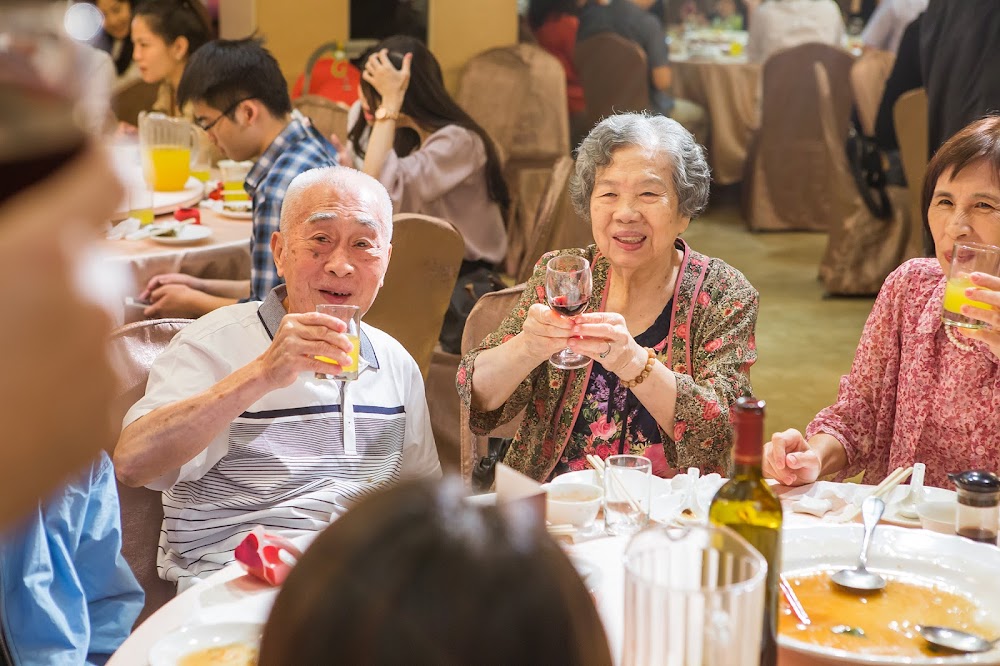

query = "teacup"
[[543, 482, 602, 528], [917, 500, 957, 534]]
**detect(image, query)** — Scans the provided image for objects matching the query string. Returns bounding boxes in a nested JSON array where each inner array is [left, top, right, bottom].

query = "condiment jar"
[[949, 470, 1000, 546]]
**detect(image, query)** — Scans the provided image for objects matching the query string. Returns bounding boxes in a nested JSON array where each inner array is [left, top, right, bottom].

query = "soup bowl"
[[780, 524, 1000, 665]]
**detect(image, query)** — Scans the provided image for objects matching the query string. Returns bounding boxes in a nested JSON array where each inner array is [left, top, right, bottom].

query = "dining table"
[[669, 31, 761, 186], [100, 205, 252, 326], [109, 477, 984, 666]]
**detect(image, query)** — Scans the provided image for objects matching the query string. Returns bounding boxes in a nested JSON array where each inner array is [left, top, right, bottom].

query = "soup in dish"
[[178, 642, 258, 666], [779, 570, 998, 658]]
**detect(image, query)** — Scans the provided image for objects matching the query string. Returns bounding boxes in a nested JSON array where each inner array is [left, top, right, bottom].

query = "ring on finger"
[[599, 341, 612, 359]]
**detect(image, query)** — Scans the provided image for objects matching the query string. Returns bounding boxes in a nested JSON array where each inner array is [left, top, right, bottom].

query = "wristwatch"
[[374, 106, 399, 122]]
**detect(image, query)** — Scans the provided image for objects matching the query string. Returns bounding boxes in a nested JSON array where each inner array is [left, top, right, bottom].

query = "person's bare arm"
[[114, 312, 355, 487], [651, 64, 673, 92], [469, 304, 573, 412], [361, 49, 412, 179]]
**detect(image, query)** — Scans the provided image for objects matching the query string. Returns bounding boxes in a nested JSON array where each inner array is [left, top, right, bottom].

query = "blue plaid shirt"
[[245, 111, 338, 300]]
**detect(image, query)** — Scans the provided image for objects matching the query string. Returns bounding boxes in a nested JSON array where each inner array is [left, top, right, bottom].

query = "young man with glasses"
[[138, 37, 339, 317]]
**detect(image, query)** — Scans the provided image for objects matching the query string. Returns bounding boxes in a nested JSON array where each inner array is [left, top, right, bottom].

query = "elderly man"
[[114, 167, 442, 590]]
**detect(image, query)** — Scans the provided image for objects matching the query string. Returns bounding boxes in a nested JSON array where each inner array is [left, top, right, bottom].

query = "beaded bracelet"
[[621, 347, 656, 389]]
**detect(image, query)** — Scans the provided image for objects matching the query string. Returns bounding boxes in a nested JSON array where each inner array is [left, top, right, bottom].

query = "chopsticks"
[[586, 454, 641, 514], [780, 574, 811, 626], [834, 466, 913, 523], [546, 523, 577, 537]]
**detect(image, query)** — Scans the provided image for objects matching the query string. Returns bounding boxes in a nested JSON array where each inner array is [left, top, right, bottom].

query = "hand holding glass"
[[545, 255, 592, 370], [942, 241, 1000, 329], [314, 304, 361, 381]]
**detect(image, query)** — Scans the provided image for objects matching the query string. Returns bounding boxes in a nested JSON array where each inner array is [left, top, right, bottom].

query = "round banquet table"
[[109, 480, 956, 666], [99, 207, 251, 326], [671, 53, 761, 186]]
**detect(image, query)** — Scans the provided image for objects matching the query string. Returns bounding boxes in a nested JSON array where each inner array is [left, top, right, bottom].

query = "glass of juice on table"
[[128, 184, 154, 226], [314, 304, 361, 381], [942, 241, 1000, 329], [218, 159, 253, 202]]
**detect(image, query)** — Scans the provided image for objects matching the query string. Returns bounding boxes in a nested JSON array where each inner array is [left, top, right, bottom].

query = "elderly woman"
[[765, 116, 1000, 489], [457, 113, 759, 481]]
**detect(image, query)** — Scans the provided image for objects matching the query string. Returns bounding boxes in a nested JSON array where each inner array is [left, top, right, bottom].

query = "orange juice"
[[222, 180, 250, 201], [130, 207, 155, 226], [142, 145, 191, 191], [944, 276, 980, 314], [315, 334, 361, 377]]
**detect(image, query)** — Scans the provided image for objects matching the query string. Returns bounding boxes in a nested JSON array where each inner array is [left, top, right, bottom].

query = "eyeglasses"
[[196, 97, 255, 132]]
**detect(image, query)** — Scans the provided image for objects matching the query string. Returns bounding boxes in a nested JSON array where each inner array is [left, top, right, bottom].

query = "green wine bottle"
[[708, 396, 782, 666]]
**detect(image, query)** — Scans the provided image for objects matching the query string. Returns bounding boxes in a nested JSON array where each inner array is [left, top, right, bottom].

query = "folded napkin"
[[787, 485, 850, 518], [234, 526, 303, 586]]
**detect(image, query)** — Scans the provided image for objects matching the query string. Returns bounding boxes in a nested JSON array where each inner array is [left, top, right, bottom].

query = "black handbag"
[[846, 123, 893, 220], [471, 437, 513, 493]]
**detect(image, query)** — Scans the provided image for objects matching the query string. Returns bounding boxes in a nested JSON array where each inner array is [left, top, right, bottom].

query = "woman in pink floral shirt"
[[458, 114, 758, 482], [765, 117, 1000, 489]]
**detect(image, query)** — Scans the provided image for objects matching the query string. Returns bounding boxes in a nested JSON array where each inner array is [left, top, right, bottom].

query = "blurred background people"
[[528, 0, 586, 119], [130, 0, 213, 118], [355, 36, 511, 273], [259, 479, 613, 666], [860, 0, 926, 55], [920, 0, 1000, 155], [746, 0, 845, 64], [84, 0, 139, 84]]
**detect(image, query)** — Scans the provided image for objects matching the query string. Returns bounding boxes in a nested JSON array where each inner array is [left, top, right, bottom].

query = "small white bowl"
[[916, 500, 957, 534], [543, 482, 603, 527]]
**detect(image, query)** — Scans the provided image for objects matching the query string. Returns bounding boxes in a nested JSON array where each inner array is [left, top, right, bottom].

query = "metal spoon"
[[895, 462, 926, 519], [919, 626, 1000, 653], [831, 496, 887, 592]]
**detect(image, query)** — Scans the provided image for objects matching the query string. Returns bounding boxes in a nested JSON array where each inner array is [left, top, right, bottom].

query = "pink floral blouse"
[[807, 259, 1000, 489]]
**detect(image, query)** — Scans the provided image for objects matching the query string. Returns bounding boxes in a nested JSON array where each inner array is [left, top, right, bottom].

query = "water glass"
[[604, 454, 651, 536], [622, 525, 767, 666], [942, 241, 1000, 329], [315, 304, 361, 381]]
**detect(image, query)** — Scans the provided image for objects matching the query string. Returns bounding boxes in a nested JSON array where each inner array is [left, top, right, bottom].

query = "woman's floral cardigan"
[[457, 240, 759, 481]]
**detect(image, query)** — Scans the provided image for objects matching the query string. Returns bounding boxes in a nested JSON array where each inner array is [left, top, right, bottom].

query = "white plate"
[[149, 225, 214, 245], [220, 207, 253, 220], [882, 486, 957, 528], [781, 525, 1000, 665], [148, 621, 262, 666]]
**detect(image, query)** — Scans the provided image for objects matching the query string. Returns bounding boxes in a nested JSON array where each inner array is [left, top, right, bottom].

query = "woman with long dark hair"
[[130, 0, 213, 116], [356, 35, 510, 272]]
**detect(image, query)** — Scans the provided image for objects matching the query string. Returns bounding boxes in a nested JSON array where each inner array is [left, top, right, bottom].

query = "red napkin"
[[173, 208, 201, 224], [233, 527, 303, 586]]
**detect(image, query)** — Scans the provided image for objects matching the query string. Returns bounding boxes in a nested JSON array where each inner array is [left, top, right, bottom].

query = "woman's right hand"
[[763, 429, 822, 486], [519, 303, 575, 362]]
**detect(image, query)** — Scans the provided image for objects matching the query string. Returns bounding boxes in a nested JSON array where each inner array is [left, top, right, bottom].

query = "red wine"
[[550, 294, 587, 316]]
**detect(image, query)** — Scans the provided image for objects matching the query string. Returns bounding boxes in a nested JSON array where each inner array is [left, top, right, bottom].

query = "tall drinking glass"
[[942, 241, 1000, 329], [622, 525, 767, 666], [545, 255, 592, 370], [604, 454, 652, 536]]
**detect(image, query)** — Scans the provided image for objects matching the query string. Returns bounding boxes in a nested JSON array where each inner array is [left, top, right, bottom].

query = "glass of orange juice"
[[128, 184, 155, 226], [942, 241, 1000, 329], [314, 304, 361, 381]]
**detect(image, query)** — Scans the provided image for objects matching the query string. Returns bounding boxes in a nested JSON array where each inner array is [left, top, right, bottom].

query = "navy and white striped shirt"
[[123, 287, 441, 588]]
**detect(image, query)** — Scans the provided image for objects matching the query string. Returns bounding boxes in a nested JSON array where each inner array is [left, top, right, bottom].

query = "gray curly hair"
[[569, 113, 711, 222]]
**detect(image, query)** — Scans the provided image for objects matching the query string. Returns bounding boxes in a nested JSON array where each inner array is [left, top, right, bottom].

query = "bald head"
[[279, 167, 393, 243]]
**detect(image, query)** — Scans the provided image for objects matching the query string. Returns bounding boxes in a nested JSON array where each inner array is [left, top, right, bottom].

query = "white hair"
[[278, 166, 393, 241]]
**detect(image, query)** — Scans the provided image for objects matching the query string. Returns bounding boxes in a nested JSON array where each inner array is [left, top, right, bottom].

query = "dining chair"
[[456, 43, 571, 276], [111, 78, 159, 126], [516, 155, 576, 283], [363, 213, 464, 381], [459, 284, 528, 485], [574, 33, 651, 135], [893, 88, 929, 258], [743, 42, 854, 231], [850, 50, 896, 138], [108, 317, 193, 625], [292, 95, 350, 142], [815, 63, 912, 296]]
